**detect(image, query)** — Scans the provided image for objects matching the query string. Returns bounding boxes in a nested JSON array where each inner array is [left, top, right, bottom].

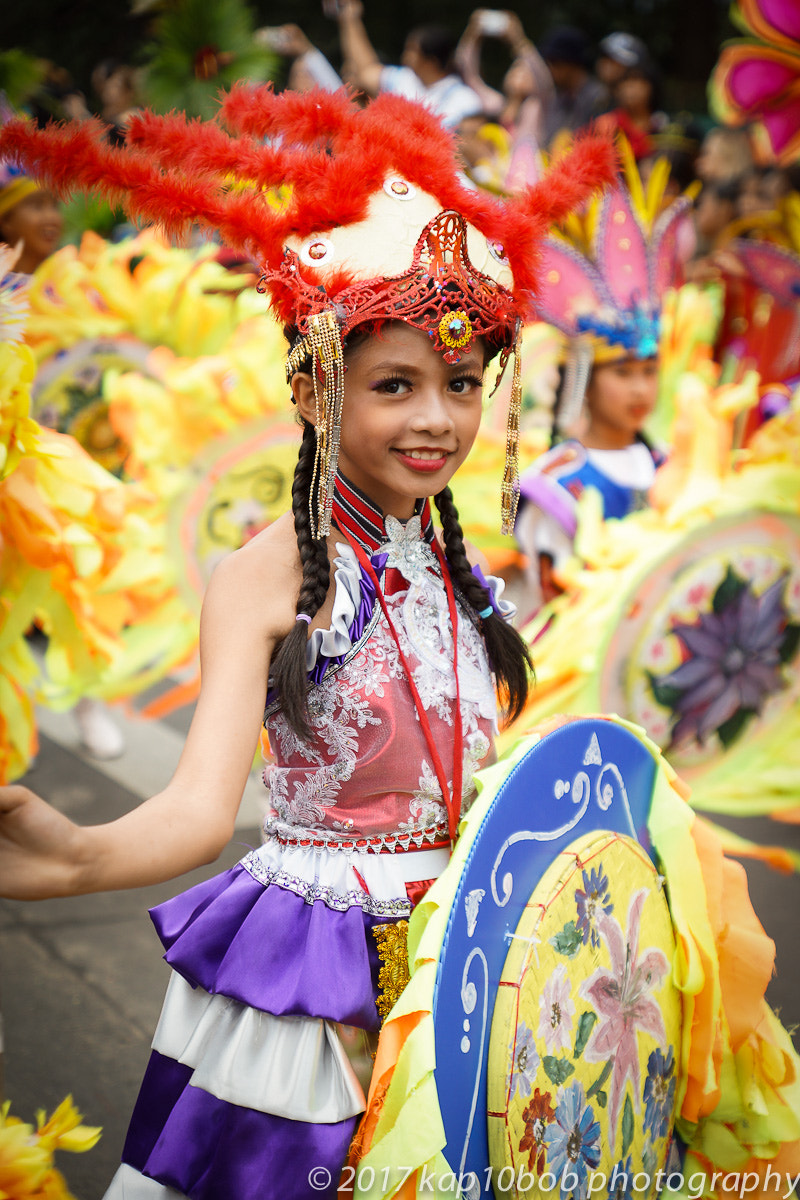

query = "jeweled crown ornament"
[[0, 86, 616, 534]]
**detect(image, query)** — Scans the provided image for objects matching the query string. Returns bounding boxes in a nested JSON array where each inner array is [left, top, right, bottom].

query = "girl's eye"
[[450, 375, 483, 394], [375, 376, 411, 395]]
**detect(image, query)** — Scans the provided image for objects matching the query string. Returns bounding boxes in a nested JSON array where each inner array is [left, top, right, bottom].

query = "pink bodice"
[[262, 530, 500, 853]]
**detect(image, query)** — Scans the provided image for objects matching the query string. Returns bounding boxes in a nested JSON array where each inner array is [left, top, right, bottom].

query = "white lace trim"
[[239, 836, 454, 916], [242, 854, 411, 916], [262, 818, 450, 854], [303, 541, 515, 670], [241, 837, 451, 914]]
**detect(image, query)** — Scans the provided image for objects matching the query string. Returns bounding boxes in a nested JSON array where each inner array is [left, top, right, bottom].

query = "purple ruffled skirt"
[[103, 838, 446, 1200]]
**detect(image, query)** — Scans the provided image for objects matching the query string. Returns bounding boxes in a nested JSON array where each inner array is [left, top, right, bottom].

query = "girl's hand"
[[0, 785, 82, 900]]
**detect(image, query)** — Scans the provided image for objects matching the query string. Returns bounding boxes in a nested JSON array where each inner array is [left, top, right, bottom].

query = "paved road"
[[1, 699, 797, 1200]]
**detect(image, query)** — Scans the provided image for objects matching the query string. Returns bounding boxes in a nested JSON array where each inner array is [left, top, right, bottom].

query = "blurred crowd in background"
[[4, 1, 797, 277]]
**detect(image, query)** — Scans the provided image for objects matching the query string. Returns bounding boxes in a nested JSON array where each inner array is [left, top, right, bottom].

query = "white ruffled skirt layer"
[[104, 843, 449, 1200]]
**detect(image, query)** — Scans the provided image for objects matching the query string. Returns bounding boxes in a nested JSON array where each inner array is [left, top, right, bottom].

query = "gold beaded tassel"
[[500, 323, 523, 535], [305, 310, 345, 540]]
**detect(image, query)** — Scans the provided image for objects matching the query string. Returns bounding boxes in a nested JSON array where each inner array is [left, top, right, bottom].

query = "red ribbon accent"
[[342, 532, 464, 847]]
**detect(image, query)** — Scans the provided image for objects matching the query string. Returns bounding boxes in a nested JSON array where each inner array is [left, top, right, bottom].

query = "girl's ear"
[[291, 372, 316, 425]]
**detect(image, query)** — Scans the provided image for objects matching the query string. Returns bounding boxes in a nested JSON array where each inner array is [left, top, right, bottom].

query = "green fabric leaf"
[[574, 1010, 598, 1058], [542, 1056, 575, 1086], [621, 1092, 634, 1156], [716, 707, 754, 748], [780, 623, 800, 664], [712, 564, 747, 615], [549, 920, 583, 958], [646, 671, 683, 710]]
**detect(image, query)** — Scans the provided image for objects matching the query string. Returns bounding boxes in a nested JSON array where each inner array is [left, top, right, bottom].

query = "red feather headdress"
[[0, 87, 616, 533]]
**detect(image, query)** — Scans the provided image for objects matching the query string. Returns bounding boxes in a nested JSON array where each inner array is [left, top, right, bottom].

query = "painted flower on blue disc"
[[519, 1088, 556, 1174], [543, 1081, 601, 1199], [643, 1046, 676, 1140], [608, 1155, 636, 1200], [579, 889, 668, 1150], [649, 568, 800, 750], [574, 864, 613, 948], [538, 963, 576, 1054], [510, 1022, 541, 1100]]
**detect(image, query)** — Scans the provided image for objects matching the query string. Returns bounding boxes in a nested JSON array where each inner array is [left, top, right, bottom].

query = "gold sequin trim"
[[373, 920, 410, 1022], [438, 309, 472, 350]]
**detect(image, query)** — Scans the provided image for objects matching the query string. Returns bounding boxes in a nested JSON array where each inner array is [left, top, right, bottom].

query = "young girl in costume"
[[514, 166, 691, 613], [0, 89, 614, 1199]]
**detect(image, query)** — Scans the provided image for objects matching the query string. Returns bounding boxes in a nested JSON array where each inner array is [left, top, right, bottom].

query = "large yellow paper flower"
[[0, 296, 197, 783], [0, 1096, 100, 1199]]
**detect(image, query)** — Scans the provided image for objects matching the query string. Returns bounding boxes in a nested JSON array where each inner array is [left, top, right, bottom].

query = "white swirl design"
[[458, 948, 488, 1182]]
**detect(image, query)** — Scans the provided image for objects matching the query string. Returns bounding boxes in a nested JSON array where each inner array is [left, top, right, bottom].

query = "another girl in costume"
[[0, 162, 63, 275], [514, 163, 692, 613], [0, 88, 614, 1200]]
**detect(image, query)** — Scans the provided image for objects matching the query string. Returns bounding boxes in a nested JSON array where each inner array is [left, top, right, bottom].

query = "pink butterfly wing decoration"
[[739, 0, 800, 50], [731, 239, 800, 307], [719, 46, 797, 110], [710, 0, 800, 163], [534, 238, 608, 335], [650, 198, 694, 298], [595, 189, 651, 311], [755, 87, 800, 161]]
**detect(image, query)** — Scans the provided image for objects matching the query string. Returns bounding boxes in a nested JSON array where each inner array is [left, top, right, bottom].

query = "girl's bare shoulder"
[[202, 512, 303, 642]]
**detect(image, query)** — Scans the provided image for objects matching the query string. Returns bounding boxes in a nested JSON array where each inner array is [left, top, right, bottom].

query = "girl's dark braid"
[[434, 486, 532, 723], [549, 365, 567, 449], [270, 419, 332, 739]]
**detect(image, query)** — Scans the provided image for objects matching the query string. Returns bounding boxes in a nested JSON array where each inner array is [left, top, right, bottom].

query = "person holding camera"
[[333, 0, 482, 128], [455, 10, 553, 139], [454, 9, 555, 189]]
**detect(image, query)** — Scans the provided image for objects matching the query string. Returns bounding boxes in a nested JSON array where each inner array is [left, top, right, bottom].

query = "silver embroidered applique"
[[379, 514, 437, 585]]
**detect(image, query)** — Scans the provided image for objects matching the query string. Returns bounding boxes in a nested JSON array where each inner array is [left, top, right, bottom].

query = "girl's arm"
[[0, 522, 300, 900], [454, 13, 504, 116]]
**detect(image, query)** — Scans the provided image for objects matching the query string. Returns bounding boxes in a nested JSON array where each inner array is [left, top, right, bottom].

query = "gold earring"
[[497, 322, 522, 535], [305, 310, 345, 539]]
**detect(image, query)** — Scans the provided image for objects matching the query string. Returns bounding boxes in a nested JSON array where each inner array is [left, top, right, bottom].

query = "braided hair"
[[434, 487, 533, 723], [269, 419, 332, 739]]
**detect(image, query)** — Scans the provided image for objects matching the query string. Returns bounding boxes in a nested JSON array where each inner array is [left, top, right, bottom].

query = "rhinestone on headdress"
[[439, 310, 472, 351], [383, 177, 416, 200]]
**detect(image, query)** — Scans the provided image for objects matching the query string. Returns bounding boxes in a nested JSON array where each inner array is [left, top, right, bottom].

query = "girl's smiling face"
[[293, 321, 486, 519]]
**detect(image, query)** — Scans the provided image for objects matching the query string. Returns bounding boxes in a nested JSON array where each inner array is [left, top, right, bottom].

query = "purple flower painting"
[[574, 864, 614, 949], [649, 568, 800, 750]]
